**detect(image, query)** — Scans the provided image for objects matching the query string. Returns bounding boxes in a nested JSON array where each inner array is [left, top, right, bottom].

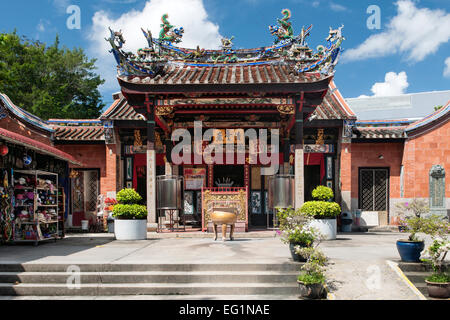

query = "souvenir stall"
[[0, 142, 72, 245], [0, 93, 80, 244]]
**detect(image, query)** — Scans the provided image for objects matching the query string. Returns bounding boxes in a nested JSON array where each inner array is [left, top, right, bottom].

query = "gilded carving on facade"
[[277, 105, 295, 115], [202, 189, 247, 228]]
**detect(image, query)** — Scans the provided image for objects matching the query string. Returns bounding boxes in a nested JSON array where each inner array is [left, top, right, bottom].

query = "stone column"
[[145, 96, 157, 231], [164, 135, 173, 175], [294, 95, 304, 209], [283, 134, 291, 174]]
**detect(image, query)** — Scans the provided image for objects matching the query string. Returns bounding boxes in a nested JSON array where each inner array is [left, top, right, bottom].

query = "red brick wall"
[[340, 142, 404, 205], [104, 144, 119, 195], [403, 120, 450, 198], [55, 144, 116, 195], [340, 143, 352, 192]]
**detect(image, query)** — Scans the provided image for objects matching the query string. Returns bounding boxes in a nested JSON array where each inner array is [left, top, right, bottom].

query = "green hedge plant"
[[116, 188, 143, 204], [311, 186, 334, 201], [300, 201, 341, 219], [112, 188, 147, 220], [112, 204, 147, 220]]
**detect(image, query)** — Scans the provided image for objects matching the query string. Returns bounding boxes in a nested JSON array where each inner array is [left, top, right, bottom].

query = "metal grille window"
[[86, 171, 99, 212], [359, 168, 389, 211]]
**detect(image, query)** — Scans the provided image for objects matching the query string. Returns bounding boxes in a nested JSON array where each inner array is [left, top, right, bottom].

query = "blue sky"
[[0, 0, 449, 108]]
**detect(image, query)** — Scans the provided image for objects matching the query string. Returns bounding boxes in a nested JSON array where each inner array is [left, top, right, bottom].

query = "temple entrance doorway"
[[304, 165, 321, 202], [213, 165, 245, 187]]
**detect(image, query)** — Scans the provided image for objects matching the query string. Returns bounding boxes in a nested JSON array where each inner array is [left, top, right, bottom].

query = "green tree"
[[0, 32, 104, 120]]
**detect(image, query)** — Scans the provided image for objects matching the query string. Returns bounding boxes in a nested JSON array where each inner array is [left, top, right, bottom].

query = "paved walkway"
[[0, 231, 435, 300]]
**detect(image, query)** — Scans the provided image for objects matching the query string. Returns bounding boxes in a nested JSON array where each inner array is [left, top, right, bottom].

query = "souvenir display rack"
[[12, 170, 58, 245]]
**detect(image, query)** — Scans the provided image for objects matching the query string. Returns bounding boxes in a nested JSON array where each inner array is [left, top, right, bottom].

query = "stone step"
[[402, 271, 428, 283], [398, 262, 432, 272], [0, 271, 299, 284], [0, 263, 301, 273], [399, 262, 449, 273], [412, 282, 429, 297], [0, 282, 300, 296]]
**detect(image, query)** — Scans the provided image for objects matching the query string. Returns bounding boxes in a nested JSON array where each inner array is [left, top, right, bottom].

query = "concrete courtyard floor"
[[0, 231, 435, 300]]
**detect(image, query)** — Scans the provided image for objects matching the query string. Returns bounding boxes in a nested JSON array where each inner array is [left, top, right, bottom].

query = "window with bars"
[[359, 168, 389, 211]]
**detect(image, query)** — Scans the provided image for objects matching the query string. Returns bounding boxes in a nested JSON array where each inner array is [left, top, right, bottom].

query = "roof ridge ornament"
[[269, 9, 294, 44], [159, 14, 184, 44], [106, 10, 345, 78]]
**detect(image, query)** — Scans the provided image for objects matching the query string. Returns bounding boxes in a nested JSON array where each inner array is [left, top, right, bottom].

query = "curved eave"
[[118, 74, 333, 95], [0, 127, 82, 165], [405, 102, 450, 135], [0, 93, 54, 134]]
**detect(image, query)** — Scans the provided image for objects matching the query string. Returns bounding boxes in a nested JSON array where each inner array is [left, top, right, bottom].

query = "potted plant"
[[300, 186, 341, 240], [277, 207, 321, 262], [295, 245, 328, 299], [112, 188, 148, 240], [423, 238, 450, 299], [395, 199, 445, 262], [104, 197, 117, 233]]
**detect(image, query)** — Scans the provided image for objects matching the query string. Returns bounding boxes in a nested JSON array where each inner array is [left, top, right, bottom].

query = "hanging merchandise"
[[11, 170, 59, 245], [0, 170, 13, 243], [0, 145, 8, 156], [23, 154, 32, 166]]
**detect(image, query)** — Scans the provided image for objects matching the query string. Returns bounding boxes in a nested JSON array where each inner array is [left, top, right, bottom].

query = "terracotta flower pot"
[[425, 280, 450, 299]]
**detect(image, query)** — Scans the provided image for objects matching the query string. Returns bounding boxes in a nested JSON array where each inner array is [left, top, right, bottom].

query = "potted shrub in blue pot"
[[277, 207, 321, 262], [300, 186, 341, 240], [395, 199, 437, 262], [113, 188, 148, 240]]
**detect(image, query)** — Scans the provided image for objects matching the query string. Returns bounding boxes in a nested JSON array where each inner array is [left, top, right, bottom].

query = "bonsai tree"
[[112, 188, 147, 220], [300, 186, 341, 220], [397, 199, 448, 241], [296, 246, 328, 284], [424, 238, 450, 284], [277, 207, 320, 246], [295, 238, 329, 299]]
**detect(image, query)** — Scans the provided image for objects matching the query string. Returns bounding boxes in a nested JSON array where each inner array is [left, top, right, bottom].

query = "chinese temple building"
[[3, 10, 447, 234], [101, 11, 348, 231]]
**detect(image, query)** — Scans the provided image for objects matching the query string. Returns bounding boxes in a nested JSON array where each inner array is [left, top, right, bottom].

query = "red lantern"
[[0, 145, 8, 156]]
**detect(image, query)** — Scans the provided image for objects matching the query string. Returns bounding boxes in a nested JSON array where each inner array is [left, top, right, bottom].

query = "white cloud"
[[444, 57, 450, 78], [368, 71, 409, 97], [37, 19, 48, 32], [343, 0, 450, 62], [87, 0, 222, 92], [52, 0, 70, 13], [329, 2, 348, 12]]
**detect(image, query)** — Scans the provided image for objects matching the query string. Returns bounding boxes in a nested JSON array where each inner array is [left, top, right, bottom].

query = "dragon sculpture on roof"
[[159, 14, 184, 44], [269, 9, 294, 44], [106, 10, 345, 78]]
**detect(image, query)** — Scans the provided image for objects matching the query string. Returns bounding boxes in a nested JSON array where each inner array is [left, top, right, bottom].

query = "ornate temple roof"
[[100, 81, 355, 121], [47, 120, 105, 141], [100, 97, 144, 121], [117, 65, 326, 86], [52, 125, 105, 141], [108, 10, 345, 85], [353, 127, 407, 139]]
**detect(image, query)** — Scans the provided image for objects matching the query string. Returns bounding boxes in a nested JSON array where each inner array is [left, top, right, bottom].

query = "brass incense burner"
[[211, 207, 237, 241]]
